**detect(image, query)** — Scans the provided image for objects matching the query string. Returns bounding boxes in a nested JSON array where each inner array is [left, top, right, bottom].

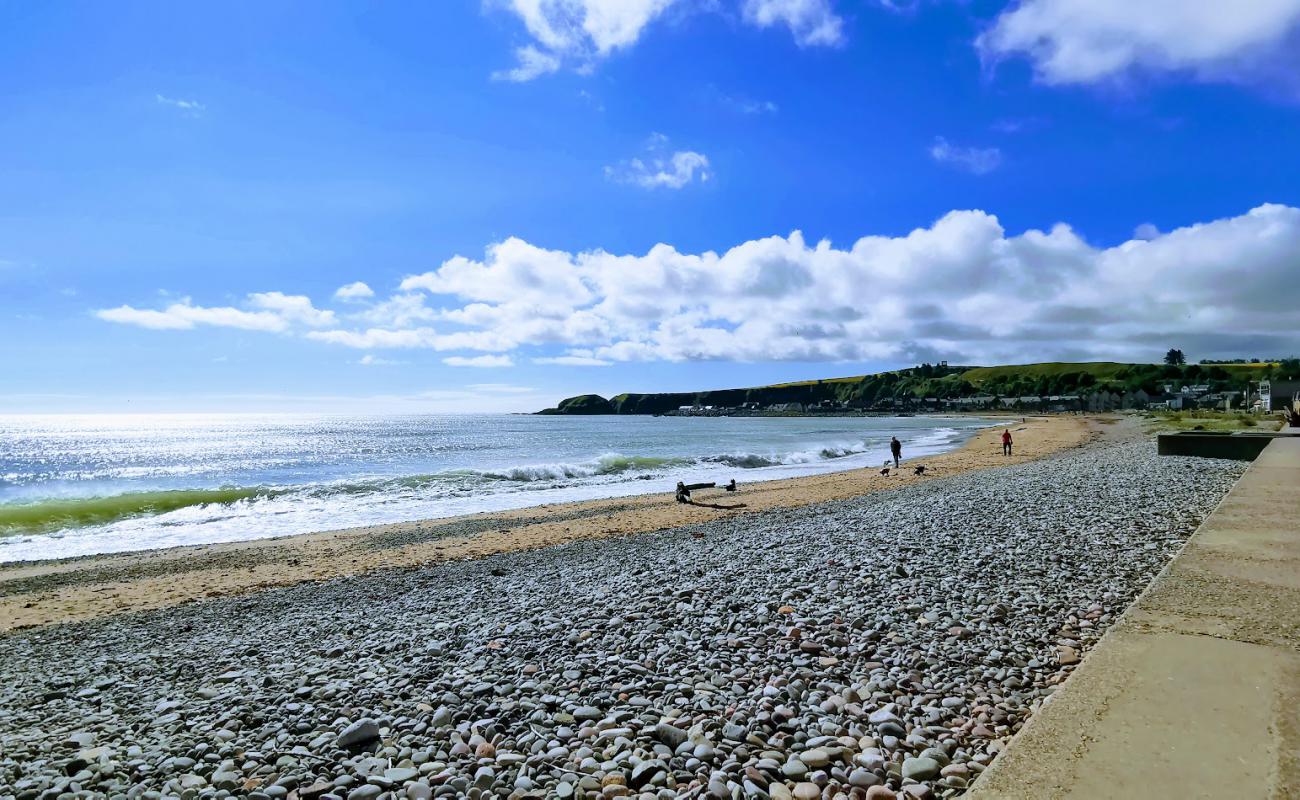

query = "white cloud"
[[247, 292, 336, 327], [1133, 222, 1160, 241], [491, 0, 843, 80], [534, 355, 613, 366], [386, 202, 1300, 365], [736, 98, 779, 114], [353, 293, 440, 327], [444, 354, 516, 368], [929, 137, 1003, 175], [96, 301, 288, 332], [97, 293, 334, 333], [492, 0, 681, 79], [97, 204, 1300, 367], [156, 94, 205, 114], [743, 0, 844, 47], [334, 281, 375, 301], [307, 327, 440, 349], [358, 354, 403, 366], [978, 0, 1300, 89], [606, 135, 710, 189], [492, 45, 563, 81]]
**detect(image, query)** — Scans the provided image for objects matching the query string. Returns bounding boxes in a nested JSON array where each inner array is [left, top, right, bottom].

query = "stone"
[[336, 719, 381, 748], [901, 757, 941, 781], [793, 783, 822, 800], [783, 757, 810, 778], [801, 747, 833, 767], [848, 769, 881, 788], [652, 723, 687, 748]]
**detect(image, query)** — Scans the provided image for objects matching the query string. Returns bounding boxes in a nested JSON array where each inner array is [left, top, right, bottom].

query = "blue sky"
[[3, 0, 1299, 413]]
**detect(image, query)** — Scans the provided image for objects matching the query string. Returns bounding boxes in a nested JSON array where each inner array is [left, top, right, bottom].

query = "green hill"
[[536, 359, 1299, 415]]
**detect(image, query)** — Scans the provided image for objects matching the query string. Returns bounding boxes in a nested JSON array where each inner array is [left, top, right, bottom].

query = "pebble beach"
[[0, 427, 1245, 800]]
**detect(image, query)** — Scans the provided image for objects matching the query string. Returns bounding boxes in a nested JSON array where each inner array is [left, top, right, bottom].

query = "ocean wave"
[[0, 487, 284, 536], [0, 434, 961, 539], [0, 453, 694, 535], [707, 441, 869, 468], [476, 454, 691, 482]]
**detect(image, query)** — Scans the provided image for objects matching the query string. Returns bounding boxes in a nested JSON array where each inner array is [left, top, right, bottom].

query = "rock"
[[848, 769, 881, 788], [629, 760, 666, 790], [653, 723, 687, 748], [573, 705, 602, 720], [336, 719, 381, 748], [783, 757, 810, 779], [299, 782, 333, 799], [793, 783, 822, 800], [865, 787, 897, 800], [1057, 645, 1080, 665], [801, 747, 832, 768], [901, 757, 941, 781]]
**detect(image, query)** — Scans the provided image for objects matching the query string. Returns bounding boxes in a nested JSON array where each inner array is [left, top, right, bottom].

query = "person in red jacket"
[[1002, 428, 1013, 456]]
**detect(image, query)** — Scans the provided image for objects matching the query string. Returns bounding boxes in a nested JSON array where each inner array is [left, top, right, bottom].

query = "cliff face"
[[536, 394, 615, 415], [539, 367, 971, 415]]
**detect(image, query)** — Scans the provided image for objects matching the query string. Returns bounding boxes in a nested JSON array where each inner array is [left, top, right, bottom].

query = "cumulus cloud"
[[334, 281, 375, 301], [96, 204, 1300, 367], [929, 137, 1002, 174], [978, 0, 1300, 90], [247, 292, 336, 327], [606, 135, 710, 189], [491, 0, 843, 80], [742, 0, 844, 47], [444, 355, 515, 368], [1132, 222, 1160, 241]]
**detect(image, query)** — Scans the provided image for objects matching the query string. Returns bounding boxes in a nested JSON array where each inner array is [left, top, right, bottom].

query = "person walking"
[[889, 436, 902, 468], [1002, 428, 1013, 456]]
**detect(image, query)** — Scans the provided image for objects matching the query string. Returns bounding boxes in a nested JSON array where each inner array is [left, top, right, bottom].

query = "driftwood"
[[676, 481, 719, 503]]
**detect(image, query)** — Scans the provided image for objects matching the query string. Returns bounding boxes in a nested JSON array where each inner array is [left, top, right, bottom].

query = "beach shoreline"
[[0, 414, 1241, 800], [0, 414, 1094, 632]]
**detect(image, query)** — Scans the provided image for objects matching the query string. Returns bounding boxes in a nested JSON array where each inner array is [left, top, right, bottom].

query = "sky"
[[2, 0, 1300, 413]]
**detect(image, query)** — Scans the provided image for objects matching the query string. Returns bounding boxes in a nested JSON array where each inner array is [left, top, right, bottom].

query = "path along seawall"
[[968, 432, 1300, 799]]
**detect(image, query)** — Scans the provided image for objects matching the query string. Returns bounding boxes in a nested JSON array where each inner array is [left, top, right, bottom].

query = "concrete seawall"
[[968, 435, 1300, 799]]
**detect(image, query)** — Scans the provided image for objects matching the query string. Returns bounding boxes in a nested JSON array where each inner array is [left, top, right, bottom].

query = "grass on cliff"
[[960, 362, 1133, 386]]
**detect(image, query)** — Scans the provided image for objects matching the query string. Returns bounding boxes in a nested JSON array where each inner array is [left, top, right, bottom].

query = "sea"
[[0, 414, 996, 562]]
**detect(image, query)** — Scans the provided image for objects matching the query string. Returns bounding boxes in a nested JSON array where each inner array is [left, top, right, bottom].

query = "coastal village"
[[669, 381, 1294, 416]]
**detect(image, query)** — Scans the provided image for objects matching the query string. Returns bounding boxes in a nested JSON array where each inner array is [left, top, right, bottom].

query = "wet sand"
[[0, 415, 1095, 632]]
